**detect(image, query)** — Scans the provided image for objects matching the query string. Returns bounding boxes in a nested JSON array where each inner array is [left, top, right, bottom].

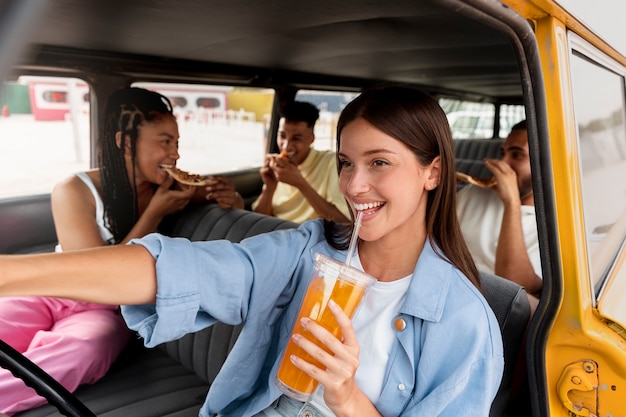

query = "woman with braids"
[[0, 87, 198, 414], [0, 87, 503, 416]]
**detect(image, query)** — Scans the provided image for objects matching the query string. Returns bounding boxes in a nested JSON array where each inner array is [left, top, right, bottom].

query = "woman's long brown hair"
[[324, 86, 480, 289]]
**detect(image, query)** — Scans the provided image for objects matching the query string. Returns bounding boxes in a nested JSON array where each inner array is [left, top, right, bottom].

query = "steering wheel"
[[0, 339, 96, 417]]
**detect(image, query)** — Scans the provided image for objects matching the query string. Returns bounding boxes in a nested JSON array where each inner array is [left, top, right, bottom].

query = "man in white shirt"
[[457, 120, 542, 298]]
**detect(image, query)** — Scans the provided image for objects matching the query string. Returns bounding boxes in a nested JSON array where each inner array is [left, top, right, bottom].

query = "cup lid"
[[314, 253, 376, 287]]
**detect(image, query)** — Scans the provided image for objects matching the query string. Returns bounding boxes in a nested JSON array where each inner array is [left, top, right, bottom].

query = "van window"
[[499, 104, 526, 137], [295, 90, 360, 151], [169, 96, 188, 108], [439, 98, 525, 139], [133, 82, 274, 175], [570, 51, 626, 292], [0, 76, 91, 198], [439, 98, 495, 139]]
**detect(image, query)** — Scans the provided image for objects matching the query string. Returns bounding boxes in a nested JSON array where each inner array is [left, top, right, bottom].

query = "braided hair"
[[98, 87, 174, 242]]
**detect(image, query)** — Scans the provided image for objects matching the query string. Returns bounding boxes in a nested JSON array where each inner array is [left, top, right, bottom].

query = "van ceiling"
[[16, 0, 522, 99]]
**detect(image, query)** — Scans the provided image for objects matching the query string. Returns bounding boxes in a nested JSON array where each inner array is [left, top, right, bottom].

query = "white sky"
[[556, 0, 626, 57]]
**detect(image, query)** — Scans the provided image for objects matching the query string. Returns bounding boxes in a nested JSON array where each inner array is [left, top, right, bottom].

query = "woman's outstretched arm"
[[0, 244, 157, 305]]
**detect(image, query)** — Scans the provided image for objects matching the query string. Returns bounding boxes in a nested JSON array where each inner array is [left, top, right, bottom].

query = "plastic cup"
[[275, 252, 376, 401]]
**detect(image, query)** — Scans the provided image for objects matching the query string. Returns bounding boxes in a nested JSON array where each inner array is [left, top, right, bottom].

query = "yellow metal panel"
[[501, 1, 626, 415], [598, 250, 626, 330], [534, 14, 595, 417], [503, 0, 626, 64]]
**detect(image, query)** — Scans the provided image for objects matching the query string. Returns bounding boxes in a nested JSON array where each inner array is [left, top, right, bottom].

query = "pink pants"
[[0, 296, 132, 415]]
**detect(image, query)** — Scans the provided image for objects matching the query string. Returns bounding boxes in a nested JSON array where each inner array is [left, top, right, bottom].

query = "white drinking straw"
[[345, 211, 363, 265]]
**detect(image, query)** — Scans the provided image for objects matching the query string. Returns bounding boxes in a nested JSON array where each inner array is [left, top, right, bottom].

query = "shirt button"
[[398, 383, 406, 391], [394, 317, 407, 331]]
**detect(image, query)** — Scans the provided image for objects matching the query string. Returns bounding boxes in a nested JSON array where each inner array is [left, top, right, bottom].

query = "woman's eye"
[[372, 159, 389, 167], [339, 159, 353, 168]]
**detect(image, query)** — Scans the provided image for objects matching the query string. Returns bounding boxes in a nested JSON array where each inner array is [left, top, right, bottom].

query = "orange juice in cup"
[[275, 253, 375, 401]]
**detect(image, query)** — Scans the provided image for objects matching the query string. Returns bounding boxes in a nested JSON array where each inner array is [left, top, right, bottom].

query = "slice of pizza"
[[455, 171, 497, 188], [160, 165, 218, 186]]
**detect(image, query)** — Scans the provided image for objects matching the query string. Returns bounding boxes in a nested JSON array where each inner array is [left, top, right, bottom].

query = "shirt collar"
[[400, 240, 454, 323], [298, 147, 319, 172]]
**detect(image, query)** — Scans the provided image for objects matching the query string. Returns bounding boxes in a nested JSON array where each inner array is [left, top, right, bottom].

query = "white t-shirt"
[[456, 184, 542, 278], [308, 252, 412, 415]]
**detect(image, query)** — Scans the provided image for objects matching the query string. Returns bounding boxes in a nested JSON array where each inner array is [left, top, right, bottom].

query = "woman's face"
[[126, 116, 180, 185], [338, 118, 439, 244]]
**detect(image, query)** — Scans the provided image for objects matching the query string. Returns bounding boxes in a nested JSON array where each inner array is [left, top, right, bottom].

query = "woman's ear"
[[425, 155, 441, 190], [115, 131, 123, 149], [115, 131, 132, 155]]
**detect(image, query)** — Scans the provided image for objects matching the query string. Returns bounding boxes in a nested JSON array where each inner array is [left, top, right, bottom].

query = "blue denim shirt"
[[123, 219, 503, 417]]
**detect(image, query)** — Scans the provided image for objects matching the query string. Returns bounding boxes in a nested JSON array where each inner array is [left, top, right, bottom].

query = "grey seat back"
[[454, 138, 504, 180], [157, 204, 298, 383], [479, 271, 531, 417]]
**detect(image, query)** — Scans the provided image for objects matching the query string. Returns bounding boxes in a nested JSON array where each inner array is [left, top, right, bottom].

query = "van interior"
[[0, 0, 548, 416]]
